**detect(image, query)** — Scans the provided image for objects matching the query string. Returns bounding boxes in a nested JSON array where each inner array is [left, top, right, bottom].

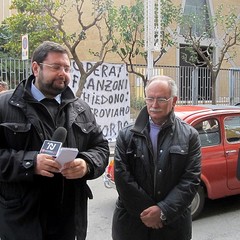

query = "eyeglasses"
[[39, 63, 71, 73], [145, 97, 172, 104]]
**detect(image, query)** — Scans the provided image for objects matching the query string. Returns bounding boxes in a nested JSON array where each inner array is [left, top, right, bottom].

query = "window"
[[194, 119, 220, 147], [180, 0, 212, 38], [225, 116, 240, 143]]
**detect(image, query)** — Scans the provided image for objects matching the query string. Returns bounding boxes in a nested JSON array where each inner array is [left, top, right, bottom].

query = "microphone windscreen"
[[51, 127, 67, 143]]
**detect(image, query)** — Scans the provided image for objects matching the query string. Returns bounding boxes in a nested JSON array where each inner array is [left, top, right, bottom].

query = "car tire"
[[191, 185, 205, 220]]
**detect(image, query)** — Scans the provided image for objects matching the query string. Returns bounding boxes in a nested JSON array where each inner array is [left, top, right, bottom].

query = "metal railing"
[[129, 65, 240, 108], [1, 58, 240, 116], [0, 58, 31, 89]]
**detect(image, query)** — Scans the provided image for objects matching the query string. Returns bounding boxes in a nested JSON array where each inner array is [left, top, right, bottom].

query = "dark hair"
[[31, 41, 70, 63]]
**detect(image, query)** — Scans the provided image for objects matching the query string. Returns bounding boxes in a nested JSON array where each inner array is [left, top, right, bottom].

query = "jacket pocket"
[[168, 144, 189, 176], [0, 122, 31, 150], [169, 144, 189, 155], [72, 122, 98, 151], [73, 122, 96, 134], [0, 122, 31, 133]]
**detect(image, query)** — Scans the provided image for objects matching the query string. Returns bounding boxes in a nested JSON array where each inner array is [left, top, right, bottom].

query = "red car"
[[103, 105, 240, 220]]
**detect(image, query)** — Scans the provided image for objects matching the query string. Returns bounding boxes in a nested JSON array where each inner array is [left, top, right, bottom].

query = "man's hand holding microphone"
[[35, 127, 89, 179]]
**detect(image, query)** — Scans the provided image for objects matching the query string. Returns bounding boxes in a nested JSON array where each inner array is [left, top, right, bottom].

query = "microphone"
[[51, 127, 67, 143], [40, 127, 67, 156]]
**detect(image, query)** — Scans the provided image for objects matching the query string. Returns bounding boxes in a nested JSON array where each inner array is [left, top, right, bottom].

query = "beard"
[[37, 72, 69, 98]]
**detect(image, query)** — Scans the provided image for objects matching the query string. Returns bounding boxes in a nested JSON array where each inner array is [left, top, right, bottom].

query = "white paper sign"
[[70, 61, 131, 142]]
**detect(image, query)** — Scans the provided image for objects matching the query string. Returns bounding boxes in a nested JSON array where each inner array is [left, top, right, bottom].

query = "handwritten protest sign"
[[70, 61, 131, 141]]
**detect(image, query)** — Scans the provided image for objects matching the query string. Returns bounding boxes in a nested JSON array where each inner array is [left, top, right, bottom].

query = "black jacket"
[[0, 76, 109, 240], [112, 106, 201, 240]]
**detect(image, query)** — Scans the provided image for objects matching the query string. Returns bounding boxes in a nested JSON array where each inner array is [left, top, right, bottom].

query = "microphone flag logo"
[[40, 140, 62, 156]]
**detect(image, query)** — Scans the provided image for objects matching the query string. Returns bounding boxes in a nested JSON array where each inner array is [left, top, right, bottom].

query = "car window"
[[224, 116, 240, 143], [194, 119, 220, 147]]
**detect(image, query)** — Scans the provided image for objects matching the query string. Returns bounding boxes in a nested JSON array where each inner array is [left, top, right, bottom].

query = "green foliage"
[[109, 0, 180, 91], [179, 4, 213, 39], [111, 0, 180, 62], [130, 97, 145, 110], [1, 0, 115, 97], [2, 0, 114, 58], [178, 3, 240, 104], [179, 3, 240, 67], [110, 0, 145, 61], [0, 23, 12, 57], [2, 0, 62, 58]]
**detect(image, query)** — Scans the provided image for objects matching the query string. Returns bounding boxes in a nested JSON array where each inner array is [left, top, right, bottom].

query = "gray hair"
[[145, 75, 178, 97], [31, 41, 70, 64]]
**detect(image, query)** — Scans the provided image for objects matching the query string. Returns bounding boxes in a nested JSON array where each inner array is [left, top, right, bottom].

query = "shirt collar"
[[31, 81, 61, 104], [149, 117, 161, 129], [149, 117, 167, 128]]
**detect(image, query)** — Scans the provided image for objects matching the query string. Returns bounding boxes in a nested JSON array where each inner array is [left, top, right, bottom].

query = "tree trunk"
[[75, 75, 87, 97], [211, 73, 217, 105]]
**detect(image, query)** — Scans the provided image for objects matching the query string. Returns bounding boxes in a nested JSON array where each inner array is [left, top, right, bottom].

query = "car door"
[[193, 117, 228, 199], [223, 114, 240, 190]]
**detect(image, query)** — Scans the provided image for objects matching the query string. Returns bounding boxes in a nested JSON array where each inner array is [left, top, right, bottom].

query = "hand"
[[140, 205, 164, 229], [61, 158, 89, 179], [35, 153, 62, 177]]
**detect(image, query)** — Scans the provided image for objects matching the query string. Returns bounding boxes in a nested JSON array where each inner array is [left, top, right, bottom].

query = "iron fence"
[[129, 65, 240, 108], [0, 58, 31, 89], [1, 58, 240, 116]]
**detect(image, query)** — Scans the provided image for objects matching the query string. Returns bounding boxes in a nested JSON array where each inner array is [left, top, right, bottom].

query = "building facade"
[[0, 0, 239, 68], [1, 0, 240, 106], [0, 0, 12, 23]]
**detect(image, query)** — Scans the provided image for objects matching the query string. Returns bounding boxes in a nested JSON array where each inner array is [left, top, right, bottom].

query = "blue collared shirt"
[[31, 81, 61, 104], [149, 118, 161, 158]]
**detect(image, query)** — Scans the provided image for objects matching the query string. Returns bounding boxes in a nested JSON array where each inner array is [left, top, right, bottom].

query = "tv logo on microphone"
[[40, 140, 62, 156]]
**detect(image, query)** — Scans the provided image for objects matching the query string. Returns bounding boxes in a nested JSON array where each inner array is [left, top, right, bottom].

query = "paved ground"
[[87, 177, 240, 240]]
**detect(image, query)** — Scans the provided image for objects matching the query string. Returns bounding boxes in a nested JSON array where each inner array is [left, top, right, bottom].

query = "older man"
[[112, 75, 201, 240]]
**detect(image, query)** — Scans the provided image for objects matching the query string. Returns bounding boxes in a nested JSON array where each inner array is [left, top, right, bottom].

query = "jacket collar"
[[131, 106, 176, 134], [9, 75, 78, 107]]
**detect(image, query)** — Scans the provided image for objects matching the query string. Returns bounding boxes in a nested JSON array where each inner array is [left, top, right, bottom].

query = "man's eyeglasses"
[[39, 63, 71, 73], [145, 97, 172, 104]]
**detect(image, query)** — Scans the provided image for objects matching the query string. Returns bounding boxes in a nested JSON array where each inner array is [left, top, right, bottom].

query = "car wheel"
[[191, 185, 205, 220]]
